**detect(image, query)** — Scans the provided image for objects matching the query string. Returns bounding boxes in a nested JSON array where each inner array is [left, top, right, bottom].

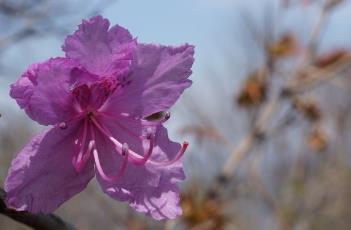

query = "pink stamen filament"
[[91, 116, 155, 165], [77, 119, 89, 161], [91, 116, 187, 166], [90, 124, 129, 182], [148, 141, 188, 166], [72, 118, 90, 172], [130, 133, 155, 165], [72, 140, 94, 172], [93, 149, 129, 182]]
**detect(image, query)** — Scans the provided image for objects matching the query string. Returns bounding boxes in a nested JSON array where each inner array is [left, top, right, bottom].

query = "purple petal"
[[4, 122, 94, 213], [93, 116, 185, 219], [9, 67, 35, 109], [129, 176, 183, 220], [103, 43, 194, 118], [62, 16, 136, 76], [10, 58, 79, 126]]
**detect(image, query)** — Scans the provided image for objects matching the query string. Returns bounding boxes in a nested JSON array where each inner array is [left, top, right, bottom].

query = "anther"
[[122, 143, 129, 156], [59, 122, 67, 129], [144, 111, 171, 124], [146, 128, 155, 140], [148, 141, 188, 166], [164, 111, 171, 121]]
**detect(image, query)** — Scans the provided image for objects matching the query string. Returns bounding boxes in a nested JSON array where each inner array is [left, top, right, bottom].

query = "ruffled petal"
[[10, 58, 80, 126], [130, 174, 183, 220], [62, 16, 136, 76], [93, 116, 185, 219], [4, 122, 94, 213], [103, 43, 194, 118]]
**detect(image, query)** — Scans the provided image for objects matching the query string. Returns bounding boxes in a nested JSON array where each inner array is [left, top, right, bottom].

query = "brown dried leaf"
[[181, 186, 225, 229], [267, 33, 299, 58], [236, 72, 267, 108], [307, 127, 328, 152], [293, 98, 322, 121], [314, 49, 350, 68]]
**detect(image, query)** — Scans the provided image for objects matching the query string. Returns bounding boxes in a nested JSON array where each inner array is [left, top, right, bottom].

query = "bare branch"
[[0, 188, 76, 230]]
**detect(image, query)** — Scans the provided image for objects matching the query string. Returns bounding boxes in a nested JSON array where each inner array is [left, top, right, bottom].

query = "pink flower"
[[5, 16, 194, 220]]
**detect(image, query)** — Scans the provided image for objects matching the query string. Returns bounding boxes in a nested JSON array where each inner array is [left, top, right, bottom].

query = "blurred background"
[[1, 0, 351, 229]]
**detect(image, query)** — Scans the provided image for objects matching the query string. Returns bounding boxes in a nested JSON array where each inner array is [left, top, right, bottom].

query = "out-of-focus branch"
[[0, 0, 116, 53], [218, 0, 349, 181], [221, 55, 351, 179], [0, 188, 76, 230], [0, 27, 36, 50]]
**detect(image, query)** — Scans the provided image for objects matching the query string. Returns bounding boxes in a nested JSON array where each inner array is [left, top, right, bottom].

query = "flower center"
[[69, 112, 188, 182], [72, 77, 117, 113]]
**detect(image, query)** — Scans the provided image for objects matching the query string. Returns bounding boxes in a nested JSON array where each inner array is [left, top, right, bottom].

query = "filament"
[[90, 116, 155, 165], [90, 116, 187, 166], [72, 118, 90, 172], [148, 141, 188, 166], [90, 124, 129, 182]]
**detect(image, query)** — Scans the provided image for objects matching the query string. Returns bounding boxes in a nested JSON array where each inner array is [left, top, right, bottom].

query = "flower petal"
[[4, 122, 94, 213], [10, 58, 80, 125], [93, 116, 185, 219], [129, 175, 183, 220], [62, 16, 136, 76], [103, 43, 194, 118]]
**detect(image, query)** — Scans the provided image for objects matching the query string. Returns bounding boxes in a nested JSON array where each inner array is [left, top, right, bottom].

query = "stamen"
[[72, 141, 94, 172], [164, 111, 171, 121], [90, 116, 156, 165], [72, 118, 89, 172], [90, 116, 186, 167], [129, 130, 155, 165], [144, 111, 171, 124], [59, 122, 67, 129], [148, 141, 189, 166], [90, 123, 129, 182], [93, 142, 128, 182], [122, 143, 129, 156], [101, 111, 170, 125], [146, 127, 154, 139]]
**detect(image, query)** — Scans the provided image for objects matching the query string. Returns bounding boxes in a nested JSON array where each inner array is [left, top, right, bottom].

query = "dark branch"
[[0, 188, 76, 230]]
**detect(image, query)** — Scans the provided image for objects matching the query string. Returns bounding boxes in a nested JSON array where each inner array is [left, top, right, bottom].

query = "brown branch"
[[0, 188, 76, 230], [220, 56, 351, 179], [217, 7, 351, 183]]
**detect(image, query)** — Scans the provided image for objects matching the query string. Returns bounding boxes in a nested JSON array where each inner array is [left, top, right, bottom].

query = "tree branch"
[[0, 188, 76, 230]]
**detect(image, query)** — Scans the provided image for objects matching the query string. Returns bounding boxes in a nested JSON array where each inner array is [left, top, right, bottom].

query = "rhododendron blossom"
[[5, 16, 194, 220]]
